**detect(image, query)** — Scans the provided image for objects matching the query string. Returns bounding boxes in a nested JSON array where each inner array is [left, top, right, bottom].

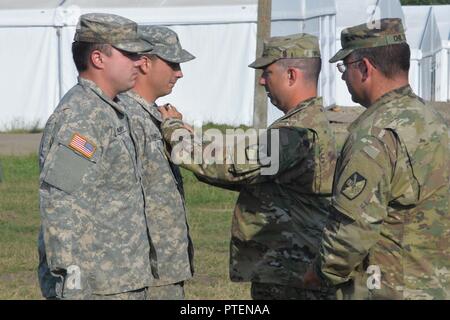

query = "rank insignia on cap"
[[69, 133, 96, 159], [341, 172, 367, 200]]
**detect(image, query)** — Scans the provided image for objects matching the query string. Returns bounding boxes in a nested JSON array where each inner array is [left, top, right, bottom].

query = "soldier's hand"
[[158, 103, 183, 120]]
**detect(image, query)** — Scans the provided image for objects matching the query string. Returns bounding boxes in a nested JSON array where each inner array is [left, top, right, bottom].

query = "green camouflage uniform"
[[38, 13, 154, 299], [118, 26, 196, 300], [315, 18, 450, 300], [162, 34, 338, 300]]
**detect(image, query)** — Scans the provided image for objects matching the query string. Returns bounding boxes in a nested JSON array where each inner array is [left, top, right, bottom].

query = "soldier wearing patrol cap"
[[38, 13, 157, 299], [119, 26, 195, 300], [305, 18, 450, 299], [158, 33, 337, 300]]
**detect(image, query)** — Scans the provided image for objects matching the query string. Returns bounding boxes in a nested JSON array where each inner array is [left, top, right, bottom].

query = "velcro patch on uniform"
[[363, 145, 380, 160], [341, 172, 367, 200], [69, 133, 96, 159]]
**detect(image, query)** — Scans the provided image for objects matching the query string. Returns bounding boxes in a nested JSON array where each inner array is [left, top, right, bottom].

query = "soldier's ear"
[[139, 55, 150, 74], [90, 50, 105, 70], [287, 68, 297, 84], [359, 58, 371, 81]]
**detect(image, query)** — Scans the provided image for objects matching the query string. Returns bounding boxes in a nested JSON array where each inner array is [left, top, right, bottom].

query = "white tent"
[[402, 6, 429, 96], [268, 0, 336, 124], [432, 5, 450, 102], [411, 6, 442, 102], [334, 0, 405, 106], [0, 0, 258, 131]]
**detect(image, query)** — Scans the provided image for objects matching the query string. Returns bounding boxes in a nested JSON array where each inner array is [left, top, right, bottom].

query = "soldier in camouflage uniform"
[[159, 34, 338, 299], [304, 18, 450, 299], [37, 13, 156, 299], [118, 26, 195, 300]]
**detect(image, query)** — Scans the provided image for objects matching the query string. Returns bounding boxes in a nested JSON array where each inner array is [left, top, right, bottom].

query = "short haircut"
[[350, 43, 410, 79], [277, 57, 322, 84], [72, 42, 112, 72]]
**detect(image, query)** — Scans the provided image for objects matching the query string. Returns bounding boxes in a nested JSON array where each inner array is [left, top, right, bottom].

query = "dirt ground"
[[0, 102, 447, 156], [0, 133, 42, 156]]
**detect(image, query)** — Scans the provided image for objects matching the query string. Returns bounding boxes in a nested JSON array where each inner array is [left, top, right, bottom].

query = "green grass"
[[0, 155, 250, 300]]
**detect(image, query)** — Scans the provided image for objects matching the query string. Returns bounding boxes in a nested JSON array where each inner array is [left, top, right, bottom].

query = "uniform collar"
[[78, 76, 127, 115], [348, 85, 413, 132], [280, 96, 323, 120], [123, 90, 163, 123]]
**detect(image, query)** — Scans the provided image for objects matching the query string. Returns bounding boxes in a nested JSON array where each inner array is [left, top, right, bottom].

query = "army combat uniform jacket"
[[38, 78, 153, 298], [119, 90, 194, 286], [161, 97, 337, 288], [316, 86, 450, 299]]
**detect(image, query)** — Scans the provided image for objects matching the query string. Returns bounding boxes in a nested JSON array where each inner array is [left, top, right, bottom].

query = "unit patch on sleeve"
[[341, 172, 367, 200], [69, 133, 96, 159]]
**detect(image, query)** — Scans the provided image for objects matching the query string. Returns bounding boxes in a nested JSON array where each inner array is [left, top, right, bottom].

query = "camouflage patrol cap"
[[249, 33, 320, 69], [330, 18, 407, 63], [138, 25, 195, 63], [74, 13, 153, 53]]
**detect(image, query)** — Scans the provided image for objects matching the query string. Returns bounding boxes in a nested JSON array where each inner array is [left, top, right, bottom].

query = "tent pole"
[[57, 26, 63, 100], [253, 0, 271, 129]]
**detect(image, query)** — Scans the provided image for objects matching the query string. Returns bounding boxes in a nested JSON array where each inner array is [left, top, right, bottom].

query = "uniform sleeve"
[[316, 133, 395, 285], [39, 109, 103, 275], [161, 118, 312, 185]]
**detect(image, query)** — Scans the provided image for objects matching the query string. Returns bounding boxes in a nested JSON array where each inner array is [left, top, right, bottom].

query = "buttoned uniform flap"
[[42, 131, 100, 194]]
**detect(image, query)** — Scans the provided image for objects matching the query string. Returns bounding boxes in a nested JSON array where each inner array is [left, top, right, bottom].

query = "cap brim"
[[159, 49, 196, 63], [329, 48, 354, 63], [113, 39, 153, 54], [248, 56, 277, 69]]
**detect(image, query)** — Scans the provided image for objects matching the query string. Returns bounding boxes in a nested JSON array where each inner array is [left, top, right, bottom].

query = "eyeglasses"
[[336, 59, 363, 73]]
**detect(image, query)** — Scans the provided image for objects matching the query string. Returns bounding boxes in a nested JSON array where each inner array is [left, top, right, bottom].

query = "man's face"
[[103, 47, 143, 94], [259, 61, 289, 111], [148, 57, 183, 98]]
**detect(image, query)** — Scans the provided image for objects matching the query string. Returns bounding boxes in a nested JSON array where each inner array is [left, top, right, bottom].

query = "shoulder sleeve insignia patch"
[[69, 133, 96, 159], [341, 171, 367, 200]]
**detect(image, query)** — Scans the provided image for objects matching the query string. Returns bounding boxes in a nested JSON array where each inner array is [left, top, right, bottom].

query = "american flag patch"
[[69, 133, 96, 159]]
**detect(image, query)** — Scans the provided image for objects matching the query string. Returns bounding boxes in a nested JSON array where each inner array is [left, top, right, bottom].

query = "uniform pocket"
[[43, 144, 96, 194]]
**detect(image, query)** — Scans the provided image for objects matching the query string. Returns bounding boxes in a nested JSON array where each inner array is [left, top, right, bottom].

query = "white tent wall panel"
[[435, 48, 448, 101], [420, 56, 434, 101], [447, 49, 450, 101], [417, 7, 442, 101], [409, 54, 421, 96], [0, 27, 59, 131], [402, 6, 427, 96], [432, 5, 450, 102]]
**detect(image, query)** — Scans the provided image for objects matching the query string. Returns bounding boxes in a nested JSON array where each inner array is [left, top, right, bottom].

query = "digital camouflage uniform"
[[118, 26, 196, 300], [315, 19, 450, 300], [38, 13, 155, 299], [161, 34, 338, 300]]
